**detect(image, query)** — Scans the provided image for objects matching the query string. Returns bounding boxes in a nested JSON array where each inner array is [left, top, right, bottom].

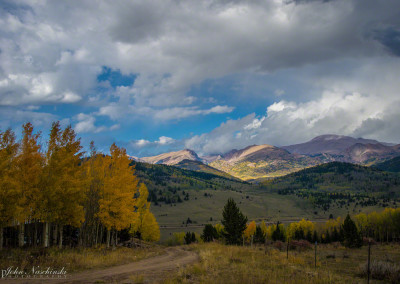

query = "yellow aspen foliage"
[[324, 217, 342, 233], [98, 143, 138, 231], [139, 211, 160, 242], [286, 222, 299, 240], [243, 221, 256, 241], [0, 129, 19, 228], [354, 212, 368, 236], [41, 123, 85, 227], [266, 225, 274, 240], [287, 219, 315, 240], [214, 223, 224, 236], [260, 221, 267, 236], [56, 125, 85, 227], [298, 219, 314, 234], [15, 123, 44, 223], [130, 183, 160, 242]]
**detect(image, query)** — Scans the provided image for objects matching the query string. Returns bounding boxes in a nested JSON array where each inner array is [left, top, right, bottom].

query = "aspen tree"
[[98, 143, 138, 247], [81, 141, 103, 247], [244, 221, 256, 241], [130, 183, 160, 242], [0, 129, 19, 250], [56, 125, 85, 248], [15, 123, 43, 247], [42, 123, 85, 248]]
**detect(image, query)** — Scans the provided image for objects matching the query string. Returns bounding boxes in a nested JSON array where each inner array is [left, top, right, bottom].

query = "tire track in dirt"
[[9, 247, 198, 284]]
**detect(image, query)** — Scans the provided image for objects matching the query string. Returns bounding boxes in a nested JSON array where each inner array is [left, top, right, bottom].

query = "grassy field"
[[152, 187, 386, 241], [164, 242, 400, 283], [0, 246, 163, 273]]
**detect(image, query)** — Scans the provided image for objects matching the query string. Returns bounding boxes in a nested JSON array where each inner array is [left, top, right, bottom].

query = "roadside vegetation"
[[0, 245, 163, 273], [165, 242, 400, 284], [166, 199, 400, 283]]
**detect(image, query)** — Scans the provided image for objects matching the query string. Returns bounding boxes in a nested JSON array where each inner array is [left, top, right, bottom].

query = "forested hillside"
[[263, 162, 400, 212], [131, 161, 251, 205], [374, 156, 400, 172]]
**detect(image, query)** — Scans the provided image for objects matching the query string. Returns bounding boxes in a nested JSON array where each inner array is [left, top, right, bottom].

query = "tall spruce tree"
[[254, 225, 266, 244], [201, 224, 218, 242], [342, 214, 362, 248], [221, 198, 247, 245]]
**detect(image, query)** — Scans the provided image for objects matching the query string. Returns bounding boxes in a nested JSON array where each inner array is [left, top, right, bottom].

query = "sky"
[[1, 0, 400, 157]]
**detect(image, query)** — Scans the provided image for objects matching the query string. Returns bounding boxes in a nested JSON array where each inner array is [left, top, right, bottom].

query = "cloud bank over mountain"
[[0, 0, 399, 155]]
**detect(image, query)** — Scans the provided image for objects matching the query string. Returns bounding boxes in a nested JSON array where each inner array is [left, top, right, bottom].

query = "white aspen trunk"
[[43, 222, 49, 248], [106, 229, 111, 248], [18, 223, 25, 247]]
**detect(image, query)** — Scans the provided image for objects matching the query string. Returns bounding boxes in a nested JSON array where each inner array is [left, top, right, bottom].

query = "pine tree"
[[342, 214, 362, 248], [221, 198, 247, 245], [184, 232, 192, 244], [201, 224, 218, 242], [272, 221, 285, 241], [324, 229, 331, 243], [312, 230, 319, 243], [254, 225, 266, 244]]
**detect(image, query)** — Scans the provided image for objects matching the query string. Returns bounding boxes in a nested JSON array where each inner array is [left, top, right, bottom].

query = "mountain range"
[[131, 135, 400, 181]]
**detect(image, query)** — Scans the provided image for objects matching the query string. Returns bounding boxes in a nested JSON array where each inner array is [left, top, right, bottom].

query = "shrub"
[[273, 241, 285, 251], [289, 240, 312, 251], [358, 260, 400, 282]]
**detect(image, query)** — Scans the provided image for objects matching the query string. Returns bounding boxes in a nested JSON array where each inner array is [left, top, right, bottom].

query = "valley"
[[130, 140, 400, 240]]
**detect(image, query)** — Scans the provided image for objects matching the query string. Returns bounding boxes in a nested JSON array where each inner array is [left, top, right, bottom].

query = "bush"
[[362, 237, 377, 246], [166, 232, 186, 246], [273, 241, 285, 251], [358, 260, 400, 282], [289, 240, 312, 251]]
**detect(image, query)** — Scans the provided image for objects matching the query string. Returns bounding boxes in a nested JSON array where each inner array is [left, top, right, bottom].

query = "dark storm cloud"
[[373, 28, 400, 57]]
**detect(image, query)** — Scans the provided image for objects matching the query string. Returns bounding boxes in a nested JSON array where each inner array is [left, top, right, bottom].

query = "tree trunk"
[[43, 222, 49, 248], [115, 231, 118, 247], [34, 222, 38, 247], [18, 223, 25, 247], [94, 222, 99, 247], [53, 224, 58, 246], [0, 226, 3, 250], [106, 229, 111, 248], [111, 230, 115, 248], [59, 225, 63, 249]]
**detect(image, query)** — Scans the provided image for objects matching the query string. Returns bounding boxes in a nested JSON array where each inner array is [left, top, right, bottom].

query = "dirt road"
[[9, 247, 198, 284]]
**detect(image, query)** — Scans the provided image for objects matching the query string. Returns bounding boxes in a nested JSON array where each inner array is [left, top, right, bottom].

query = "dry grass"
[[358, 260, 400, 283], [0, 245, 163, 273], [164, 242, 400, 284]]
